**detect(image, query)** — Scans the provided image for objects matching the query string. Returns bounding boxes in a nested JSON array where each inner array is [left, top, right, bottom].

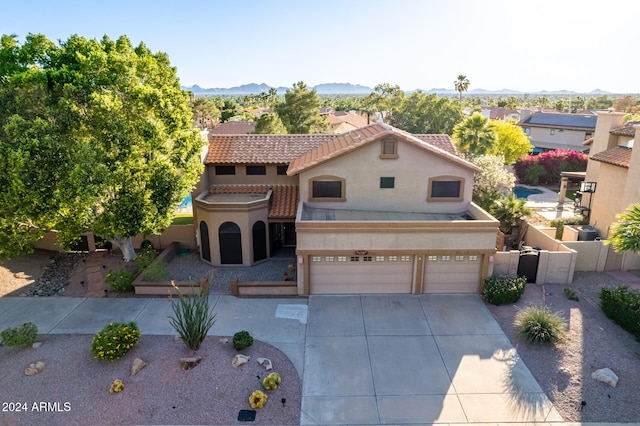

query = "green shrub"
[[564, 287, 579, 301], [90, 322, 141, 361], [105, 267, 134, 292], [168, 277, 217, 350], [550, 217, 590, 240], [523, 163, 545, 185], [599, 286, 640, 340], [483, 275, 527, 305], [233, 330, 254, 350], [1, 322, 38, 346], [141, 261, 169, 281], [514, 306, 567, 344], [136, 246, 158, 270]]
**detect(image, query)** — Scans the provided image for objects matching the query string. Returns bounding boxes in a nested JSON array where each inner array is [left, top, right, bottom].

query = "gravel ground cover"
[[486, 271, 640, 423], [0, 334, 301, 425]]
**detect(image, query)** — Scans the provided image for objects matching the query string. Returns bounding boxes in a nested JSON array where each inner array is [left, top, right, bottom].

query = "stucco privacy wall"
[[297, 138, 475, 213]]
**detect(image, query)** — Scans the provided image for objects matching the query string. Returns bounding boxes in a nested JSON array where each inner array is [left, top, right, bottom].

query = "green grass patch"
[[171, 214, 193, 225]]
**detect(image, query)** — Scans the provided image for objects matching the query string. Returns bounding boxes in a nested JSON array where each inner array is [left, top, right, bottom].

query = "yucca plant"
[[168, 277, 217, 350], [514, 305, 566, 344]]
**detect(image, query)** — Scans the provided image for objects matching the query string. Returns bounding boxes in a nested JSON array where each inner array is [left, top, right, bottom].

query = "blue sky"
[[3, 0, 639, 93]]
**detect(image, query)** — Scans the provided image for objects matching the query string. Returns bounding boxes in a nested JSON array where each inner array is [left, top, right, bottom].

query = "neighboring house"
[[210, 121, 256, 134], [193, 124, 499, 296], [325, 111, 369, 133], [479, 107, 525, 121], [582, 112, 640, 243], [519, 112, 596, 152]]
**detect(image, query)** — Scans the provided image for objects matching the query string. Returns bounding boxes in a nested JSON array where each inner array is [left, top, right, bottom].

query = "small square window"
[[428, 255, 438, 261], [388, 256, 398, 262], [277, 165, 288, 175], [469, 255, 478, 261], [441, 255, 451, 261], [401, 255, 411, 262], [380, 177, 395, 189], [337, 256, 347, 262], [215, 165, 235, 175], [363, 256, 372, 262], [246, 165, 266, 175], [455, 255, 465, 261], [311, 256, 322, 262], [350, 256, 359, 262], [324, 256, 334, 262], [375, 256, 385, 262], [380, 138, 398, 159]]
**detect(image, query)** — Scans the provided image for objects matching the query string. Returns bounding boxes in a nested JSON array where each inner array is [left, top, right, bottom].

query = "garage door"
[[310, 255, 413, 294], [423, 254, 481, 293]]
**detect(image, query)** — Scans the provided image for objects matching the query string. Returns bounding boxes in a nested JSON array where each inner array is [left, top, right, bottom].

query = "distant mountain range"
[[181, 82, 616, 96]]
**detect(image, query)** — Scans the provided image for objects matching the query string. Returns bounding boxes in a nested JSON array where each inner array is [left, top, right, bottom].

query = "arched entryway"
[[199, 221, 211, 262], [252, 221, 267, 262], [219, 222, 242, 264]]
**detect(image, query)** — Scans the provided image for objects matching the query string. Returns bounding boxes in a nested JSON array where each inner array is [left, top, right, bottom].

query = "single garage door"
[[310, 255, 413, 294], [423, 254, 481, 293]]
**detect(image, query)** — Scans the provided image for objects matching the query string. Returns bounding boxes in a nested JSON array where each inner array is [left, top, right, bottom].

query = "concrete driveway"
[[301, 294, 562, 425]]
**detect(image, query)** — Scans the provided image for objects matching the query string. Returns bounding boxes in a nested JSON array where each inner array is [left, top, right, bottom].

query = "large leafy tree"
[[452, 112, 494, 156], [361, 83, 405, 124], [189, 96, 220, 129], [392, 91, 462, 135], [276, 81, 327, 133], [0, 34, 204, 261], [489, 119, 533, 164], [253, 113, 287, 134], [454, 74, 470, 103], [607, 204, 640, 254]]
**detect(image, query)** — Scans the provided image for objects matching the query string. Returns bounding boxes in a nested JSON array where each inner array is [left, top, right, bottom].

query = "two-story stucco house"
[[193, 124, 499, 296], [519, 113, 596, 152]]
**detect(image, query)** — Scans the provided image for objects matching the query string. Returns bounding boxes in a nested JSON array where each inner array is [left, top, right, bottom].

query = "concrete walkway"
[[0, 293, 612, 425]]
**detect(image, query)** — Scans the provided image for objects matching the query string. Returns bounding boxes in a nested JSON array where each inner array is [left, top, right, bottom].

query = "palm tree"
[[452, 112, 495, 156], [454, 75, 470, 103], [492, 193, 532, 235], [607, 204, 640, 254]]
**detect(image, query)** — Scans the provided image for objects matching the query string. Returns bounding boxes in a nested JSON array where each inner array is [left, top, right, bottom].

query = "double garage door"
[[309, 254, 482, 294]]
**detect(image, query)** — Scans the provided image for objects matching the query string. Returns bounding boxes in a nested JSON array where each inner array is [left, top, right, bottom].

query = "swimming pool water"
[[513, 186, 543, 199]]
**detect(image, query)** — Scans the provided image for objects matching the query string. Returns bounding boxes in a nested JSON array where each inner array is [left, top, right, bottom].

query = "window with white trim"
[[388, 256, 398, 262], [442, 255, 451, 261], [469, 255, 478, 261], [375, 256, 385, 262], [428, 255, 437, 261], [311, 256, 322, 262], [455, 255, 465, 261], [324, 256, 334, 262], [401, 255, 411, 262], [337, 256, 347, 262]]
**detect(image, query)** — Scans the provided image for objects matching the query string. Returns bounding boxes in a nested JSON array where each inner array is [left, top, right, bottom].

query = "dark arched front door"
[[199, 221, 211, 262], [252, 221, 267, 262], [219, 222, 242, 264]]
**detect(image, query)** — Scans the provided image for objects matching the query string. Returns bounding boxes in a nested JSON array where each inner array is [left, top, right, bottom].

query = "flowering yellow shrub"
[[262, 372, 281, 390], [249, 390, 267, 409], [109, 379, 124, 394], [90, 322, 141, 361]]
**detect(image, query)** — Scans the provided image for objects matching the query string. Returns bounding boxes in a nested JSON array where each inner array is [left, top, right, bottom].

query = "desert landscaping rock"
[[180, 356, 202, 371], [25, 252, 88, 297], [591, 367, 619, 387], [32, 341, 42, 348], [232, 354, 250, 368], [24, 361, 44, 376], [257, 357, 273, 370], [130, 358, 147, 376]]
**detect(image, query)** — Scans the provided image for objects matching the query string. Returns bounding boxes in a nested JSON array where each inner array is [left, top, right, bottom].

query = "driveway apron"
[[301, 294, 562, 425]]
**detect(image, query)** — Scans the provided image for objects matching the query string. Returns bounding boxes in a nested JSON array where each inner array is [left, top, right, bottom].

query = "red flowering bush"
[[514, 150, 588, 184]]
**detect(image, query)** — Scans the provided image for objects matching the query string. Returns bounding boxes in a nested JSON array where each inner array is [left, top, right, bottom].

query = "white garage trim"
[[309, 254, 413, 294], [423, 254, 481, 293]]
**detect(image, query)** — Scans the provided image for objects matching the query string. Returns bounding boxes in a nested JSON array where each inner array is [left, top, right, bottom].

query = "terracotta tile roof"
[[208, 184, 299, 218], [210, 121, 256, 134], [206, 134, 334, 164], [287, 124, 478, 175], [413, 134, 458, 155], [590, 146, 632, 168], [610, 121, 638, 137], [325, 112, 369, 129]]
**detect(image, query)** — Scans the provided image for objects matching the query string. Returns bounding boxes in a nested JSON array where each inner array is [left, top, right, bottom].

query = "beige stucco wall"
[[297, 139, 475, 213], [562, 241, 609, 271], [195, 199, 269, 266], [208, 164, 298, 186], [585, 111, 626, 195], [528, 127, 591, 150], [537, 250, 576, 284], [589, 163, 629, 238], [621, 125, 640, 215]]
